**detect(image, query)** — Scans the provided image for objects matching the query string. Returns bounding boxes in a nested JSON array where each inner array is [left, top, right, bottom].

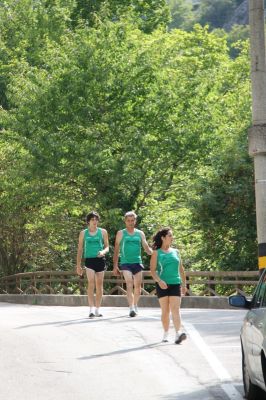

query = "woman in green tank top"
[[76, 211, 109, 318], [150, 227, 187, 344]]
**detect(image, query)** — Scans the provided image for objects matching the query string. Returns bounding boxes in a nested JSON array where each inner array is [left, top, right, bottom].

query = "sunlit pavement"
[[0, 303, 245, 400]]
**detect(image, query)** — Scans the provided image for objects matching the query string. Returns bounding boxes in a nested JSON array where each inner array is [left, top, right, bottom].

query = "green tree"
[[0, 0, 75, 112], [0, 4, 255, 276], [167, 0, 194, 30], [189, 44, 255, 271], [140, 42, 253, 272], [0, 0, 77, 274], [196, 0, 238, 29], [226, 24, 249, 58], [71, 0, 170, 33], [1, 22, 237, 273]]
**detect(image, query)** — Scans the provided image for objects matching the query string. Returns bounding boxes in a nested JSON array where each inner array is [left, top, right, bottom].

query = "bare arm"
[[97, 229, 109, 257], [150, 250, 167, 289], [179, 258, 187, 295], [112, 231, 122, 275], [140, 231, 153, 255], [76, 230, 84, 276]]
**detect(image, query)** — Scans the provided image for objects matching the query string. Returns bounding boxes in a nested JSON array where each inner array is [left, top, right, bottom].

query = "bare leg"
[[86, 268, 95, 307], [169, 296, 182, 331], [133, 271, 142, 307], [158, 296, 170, 332], [122, 270, 134, 307], [95, 271, 104, 308]]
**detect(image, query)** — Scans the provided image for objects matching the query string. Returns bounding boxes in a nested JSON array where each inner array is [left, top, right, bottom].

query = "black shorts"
[[85, 257, 106, 273], [120, 263, 144, 275], [156, 283, 181, 298]]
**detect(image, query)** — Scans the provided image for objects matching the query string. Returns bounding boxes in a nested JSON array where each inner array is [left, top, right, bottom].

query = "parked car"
[[229, 270, 266, 400]]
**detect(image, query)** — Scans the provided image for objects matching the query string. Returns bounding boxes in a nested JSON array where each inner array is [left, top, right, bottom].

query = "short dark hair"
[[152, 227, 171, 250], [86, 211, 100, 223]]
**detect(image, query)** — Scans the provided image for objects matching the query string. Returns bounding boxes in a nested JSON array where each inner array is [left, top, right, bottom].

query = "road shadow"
[[14, 312, 162, 329], [159, 383, 244, 400], [14, 314, 129, 329], [77, 341, 166, 360]]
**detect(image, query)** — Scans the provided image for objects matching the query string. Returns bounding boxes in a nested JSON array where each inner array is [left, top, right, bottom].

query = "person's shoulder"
[[173, 247, 180, 254], [100, 227, 108, 234], [136, 229, 145, 235], [79, 229, 86, 238]]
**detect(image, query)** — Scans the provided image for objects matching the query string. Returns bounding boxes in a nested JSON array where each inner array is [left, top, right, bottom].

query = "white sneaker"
[[162, 331, 169, 342], [134, 306, 139, 314], [95, 310, 103, 317], [175, 332, 187, 344]]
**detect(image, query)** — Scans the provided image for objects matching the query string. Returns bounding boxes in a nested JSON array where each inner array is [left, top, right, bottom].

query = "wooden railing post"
[[185, 274, 190, 296], [209, 274, 216, 296]]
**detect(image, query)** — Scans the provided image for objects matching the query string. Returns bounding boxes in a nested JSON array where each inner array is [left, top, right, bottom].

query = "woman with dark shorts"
[[150, 227, 187, 344], [76, 211, 109, 318]]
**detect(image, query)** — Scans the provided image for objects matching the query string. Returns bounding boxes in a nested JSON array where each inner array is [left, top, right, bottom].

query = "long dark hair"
[[152, 227, 171, 250]]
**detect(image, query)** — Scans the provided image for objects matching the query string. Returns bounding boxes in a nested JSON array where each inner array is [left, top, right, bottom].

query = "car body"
[[229, 270, 266, 400]]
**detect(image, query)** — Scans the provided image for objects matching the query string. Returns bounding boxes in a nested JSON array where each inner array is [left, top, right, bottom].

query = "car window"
[[252, 272, 266, 308]]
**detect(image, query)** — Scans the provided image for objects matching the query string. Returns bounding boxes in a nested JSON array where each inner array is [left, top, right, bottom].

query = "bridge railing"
[[0, 270, 260, 297]]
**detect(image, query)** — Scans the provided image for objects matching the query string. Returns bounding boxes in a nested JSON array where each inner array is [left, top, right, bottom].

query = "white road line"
[[190, 321, 243, 325], [209, 345, 241, 349], [184, 322, 243, 400]]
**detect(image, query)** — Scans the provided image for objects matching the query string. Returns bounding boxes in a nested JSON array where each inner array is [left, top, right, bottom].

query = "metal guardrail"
[[0, 270, 260, 297]]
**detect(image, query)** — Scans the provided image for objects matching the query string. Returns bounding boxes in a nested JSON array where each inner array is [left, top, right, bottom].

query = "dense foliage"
[[167, 0, 250, 58], [168, 0, 248, 31], [0, 0, 256, 276]]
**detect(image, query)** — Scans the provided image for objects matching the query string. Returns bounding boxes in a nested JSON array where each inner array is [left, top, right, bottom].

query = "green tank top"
[[120, 229, 142, 264], [156, 248, 181, 284], [83, 228, 104, 258]]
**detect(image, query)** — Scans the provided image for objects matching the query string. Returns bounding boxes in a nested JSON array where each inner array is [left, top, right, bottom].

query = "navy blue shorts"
[[85, 257, 106, 273], [156, 283, 181, 298], [120, 263, 144, 275]]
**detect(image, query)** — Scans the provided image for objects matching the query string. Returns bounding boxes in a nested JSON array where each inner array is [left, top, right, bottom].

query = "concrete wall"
[[0, 294, 232, 309]]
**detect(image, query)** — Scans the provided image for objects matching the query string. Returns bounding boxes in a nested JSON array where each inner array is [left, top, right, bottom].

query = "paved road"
[[0, 303, 246, 400]]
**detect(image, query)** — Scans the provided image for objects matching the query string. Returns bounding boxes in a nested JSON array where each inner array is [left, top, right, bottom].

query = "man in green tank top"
[[76, 211, 109, 318], [113, 211, 153, 317]]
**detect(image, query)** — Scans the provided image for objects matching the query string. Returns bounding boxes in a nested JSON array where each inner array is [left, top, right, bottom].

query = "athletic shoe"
[[175, 332, 187, 344], [95, 312, 103, 317], [134, 306, 139, 314], [89, 313, 95, 318], [162, 332, 169, 343], [129, 310, 137, 317]]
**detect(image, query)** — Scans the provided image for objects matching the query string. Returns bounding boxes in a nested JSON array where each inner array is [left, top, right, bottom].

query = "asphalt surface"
[[0, 303, 246, 400]]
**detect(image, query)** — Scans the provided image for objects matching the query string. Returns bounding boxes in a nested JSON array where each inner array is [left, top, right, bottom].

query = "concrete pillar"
[[248, 0, 266, 270]]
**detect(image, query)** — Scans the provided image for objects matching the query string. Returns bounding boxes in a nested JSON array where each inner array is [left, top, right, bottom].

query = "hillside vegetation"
[[0, 0, 256, 276]]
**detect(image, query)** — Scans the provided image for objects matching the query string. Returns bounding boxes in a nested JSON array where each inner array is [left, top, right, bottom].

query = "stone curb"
[[0, 294, 232, 309]]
